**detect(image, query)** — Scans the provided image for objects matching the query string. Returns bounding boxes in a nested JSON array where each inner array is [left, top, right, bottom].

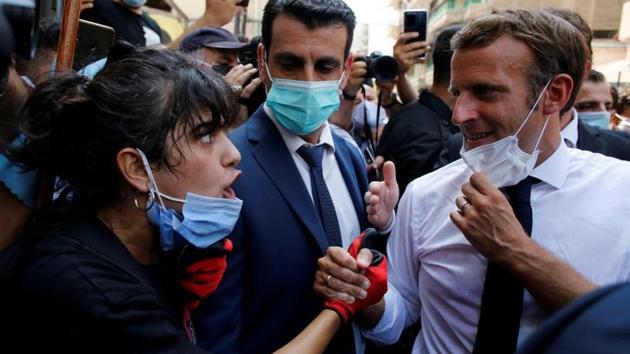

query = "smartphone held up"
[[403, 9, 428, 59]]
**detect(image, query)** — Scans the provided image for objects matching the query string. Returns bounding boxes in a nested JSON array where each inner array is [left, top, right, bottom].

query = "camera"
[[237, 35, 260, 69], [357, 52, 398, 83]]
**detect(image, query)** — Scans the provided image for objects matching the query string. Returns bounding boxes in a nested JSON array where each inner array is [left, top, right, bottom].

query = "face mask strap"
[[135, 148, 187, 208], [514, 79, 552, 137], [531, 114, 551, 154]]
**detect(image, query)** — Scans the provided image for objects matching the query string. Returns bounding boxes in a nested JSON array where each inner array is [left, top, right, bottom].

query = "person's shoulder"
[[392, 99, 437, 123], [567, 147, 630, 181]]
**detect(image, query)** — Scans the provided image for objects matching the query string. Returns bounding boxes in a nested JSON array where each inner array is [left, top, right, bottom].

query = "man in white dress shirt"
[[315, 8, 630, 354]]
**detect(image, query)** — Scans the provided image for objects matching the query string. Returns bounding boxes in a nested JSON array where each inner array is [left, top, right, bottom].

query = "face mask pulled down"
[[460, 81, 550, 188], [265, 62, 344, 135], [136, 149, 242, 251]]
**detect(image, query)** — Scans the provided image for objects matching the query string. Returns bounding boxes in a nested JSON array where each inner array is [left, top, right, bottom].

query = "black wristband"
[[342, 90, 357, 101]]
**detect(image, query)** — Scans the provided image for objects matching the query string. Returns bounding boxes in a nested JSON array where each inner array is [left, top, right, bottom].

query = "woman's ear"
[[542, 73, 574, 116], [117, 148, 150, 193]]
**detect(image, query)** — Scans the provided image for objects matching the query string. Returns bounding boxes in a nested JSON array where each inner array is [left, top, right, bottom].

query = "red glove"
[[177, 238, 233, 310], [325, 229, 388, 323]]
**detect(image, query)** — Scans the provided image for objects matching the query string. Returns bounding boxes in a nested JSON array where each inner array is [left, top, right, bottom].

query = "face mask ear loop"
[[531, 114, 551, 155], [136, 148, 167, 209], [514, 79, 552, 138]]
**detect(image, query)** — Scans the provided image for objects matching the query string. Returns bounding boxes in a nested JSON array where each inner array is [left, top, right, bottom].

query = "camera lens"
[[369, 55, 398, 82]]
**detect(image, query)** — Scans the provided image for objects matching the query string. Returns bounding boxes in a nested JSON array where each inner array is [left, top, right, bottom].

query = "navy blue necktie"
[[473, 176, 539, 354], [298, 145, 343, 247]]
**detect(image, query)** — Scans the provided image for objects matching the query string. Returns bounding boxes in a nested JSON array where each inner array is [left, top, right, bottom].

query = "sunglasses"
[[236, 0, 249, 6]]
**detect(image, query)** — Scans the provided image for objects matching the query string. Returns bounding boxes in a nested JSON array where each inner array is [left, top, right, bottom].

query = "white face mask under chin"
[[460, 81, 551, 188]]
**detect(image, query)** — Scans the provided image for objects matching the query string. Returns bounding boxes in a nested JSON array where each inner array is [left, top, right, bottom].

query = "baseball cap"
[[179, 28, 246, 53]]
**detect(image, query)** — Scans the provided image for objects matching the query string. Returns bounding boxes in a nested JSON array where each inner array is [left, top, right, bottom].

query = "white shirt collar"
[[560, 108, 579, 148], [530, 140, 570, 189], [263, 103, 336, 153]]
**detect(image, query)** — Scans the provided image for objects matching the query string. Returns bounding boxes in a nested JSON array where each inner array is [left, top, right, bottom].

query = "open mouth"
[[466, 132, 493, 141], [222, 170, 242, 199], [463, 130, 495, 149]]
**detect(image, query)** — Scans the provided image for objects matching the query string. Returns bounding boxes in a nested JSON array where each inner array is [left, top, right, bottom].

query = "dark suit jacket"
[[577, 120, 630, 161], [518, 282, 630, 354], [0, 216, 203, 354], [378, 90, 457, 194], [196, 108, 369, 354]]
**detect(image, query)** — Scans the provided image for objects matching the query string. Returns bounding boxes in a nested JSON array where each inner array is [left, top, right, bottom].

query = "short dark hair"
[[451, 8, 588, 113], [261, 0, 356, 58], [37, 16, 61, 52], [587, 69, 607, 83], [431, 24, 462, 86], [616, 88, 630, 113], [10, 45, 238, 213]]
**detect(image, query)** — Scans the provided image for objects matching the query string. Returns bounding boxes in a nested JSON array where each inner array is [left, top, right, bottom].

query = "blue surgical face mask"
[[136, 149, 243, 251], [265, 61, 344, 135], [578, 111, 610, 130], [122, 0, 147, 7]]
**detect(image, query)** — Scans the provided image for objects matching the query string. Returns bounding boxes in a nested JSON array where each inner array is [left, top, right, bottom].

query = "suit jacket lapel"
[[246, 109, 329, 254], [332, 133, 368, 229]]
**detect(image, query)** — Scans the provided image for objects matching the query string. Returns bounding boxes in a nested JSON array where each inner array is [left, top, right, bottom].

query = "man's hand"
[[314, 246, 372, 304], [393, 32, 431, 75], [449, 172, 532, 264], [343, 53, 368, 98], [323, 230, 388, 323], [224, 64, 260, 98], [365, 161, 399, 230]]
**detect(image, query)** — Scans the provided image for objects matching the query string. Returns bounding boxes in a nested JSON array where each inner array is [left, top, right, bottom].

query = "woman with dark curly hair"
[[0, 45, 242, 353]]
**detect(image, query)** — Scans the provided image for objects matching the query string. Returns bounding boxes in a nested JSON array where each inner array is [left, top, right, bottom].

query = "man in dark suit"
[[378, 25, 461, 194], [518, 282, 630, 354], [194, 1, 398, 353], [545, 9, 630, 161]]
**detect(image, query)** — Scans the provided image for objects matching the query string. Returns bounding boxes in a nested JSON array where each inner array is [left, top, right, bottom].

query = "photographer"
[[329, 53, 397, 169], [378, 25, 462, 194], [179, 28, 262, 126]]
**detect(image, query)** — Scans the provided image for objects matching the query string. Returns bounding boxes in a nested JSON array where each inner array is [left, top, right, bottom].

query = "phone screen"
[[403, 10, 428, 58], [73, 20, 116, 71]]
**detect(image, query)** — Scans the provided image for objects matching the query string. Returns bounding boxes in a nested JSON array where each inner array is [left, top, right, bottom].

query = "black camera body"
[[357, 52, 398, 83]]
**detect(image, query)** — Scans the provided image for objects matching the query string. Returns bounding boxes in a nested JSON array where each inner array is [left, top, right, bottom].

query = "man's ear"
[[117, 148, 150, 194], [542, 73, 573, 116], [339, 53, 354, 89], [257, 43, 269, 87]]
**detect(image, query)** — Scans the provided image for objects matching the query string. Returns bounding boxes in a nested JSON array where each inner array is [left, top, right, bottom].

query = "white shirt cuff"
[[378, 210, 396, 234]]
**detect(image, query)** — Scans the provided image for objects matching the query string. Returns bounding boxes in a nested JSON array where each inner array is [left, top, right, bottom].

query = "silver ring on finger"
[[232, 85, 243, 96], [326, 274, 333, 286], [459, 200, 470, 215]]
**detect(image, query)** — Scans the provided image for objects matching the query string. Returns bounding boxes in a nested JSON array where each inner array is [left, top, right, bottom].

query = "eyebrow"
[[273, 52, 342, 68], [273, 52, 305, 66]]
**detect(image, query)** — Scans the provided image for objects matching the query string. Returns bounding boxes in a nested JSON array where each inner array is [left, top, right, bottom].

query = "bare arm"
[[273, 310, 341, 354], [450, 173, 596, 311], [329, 54, 367, 131], [167, 1, 241, 49], [392, 33, 431, 105]]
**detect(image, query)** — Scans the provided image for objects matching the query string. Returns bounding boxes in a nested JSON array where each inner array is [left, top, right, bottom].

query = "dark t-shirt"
[[81, 0, 164, 47]]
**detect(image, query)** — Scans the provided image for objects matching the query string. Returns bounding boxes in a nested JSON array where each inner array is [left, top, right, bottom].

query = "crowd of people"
[[1, 0, 630, 353]]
